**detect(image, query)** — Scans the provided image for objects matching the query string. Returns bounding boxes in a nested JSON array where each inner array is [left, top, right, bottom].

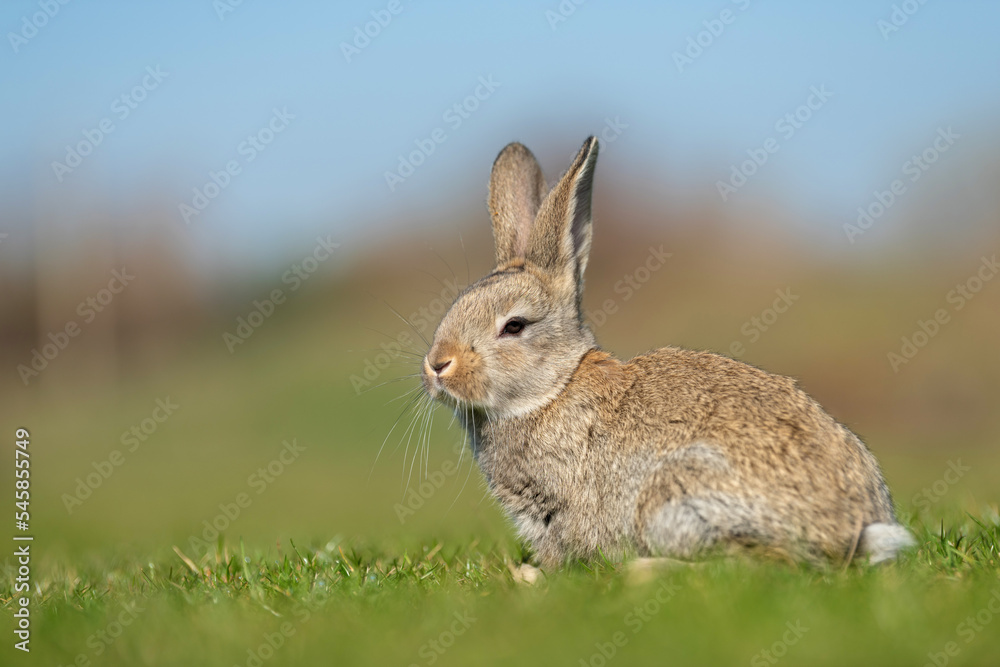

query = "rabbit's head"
[[422, 137, 600, 418]]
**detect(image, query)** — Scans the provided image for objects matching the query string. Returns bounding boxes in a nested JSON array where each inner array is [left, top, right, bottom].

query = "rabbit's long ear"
[[526, 136, 599, 303], [488, 142, 547, 267]]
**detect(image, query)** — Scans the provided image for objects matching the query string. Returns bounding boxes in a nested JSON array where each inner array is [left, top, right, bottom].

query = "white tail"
[[860, 523, 917, 564]]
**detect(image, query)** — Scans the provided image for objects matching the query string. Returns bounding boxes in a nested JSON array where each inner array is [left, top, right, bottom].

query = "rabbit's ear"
[[526, 136, 599, 302], [488, 142, 547, 267]]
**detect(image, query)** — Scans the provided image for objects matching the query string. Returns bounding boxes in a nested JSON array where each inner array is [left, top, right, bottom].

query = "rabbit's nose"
[[431, 358, 453, 375]]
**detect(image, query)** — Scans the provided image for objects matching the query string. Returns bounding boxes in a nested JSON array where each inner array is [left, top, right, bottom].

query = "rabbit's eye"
[[501, 318, 526, 337]]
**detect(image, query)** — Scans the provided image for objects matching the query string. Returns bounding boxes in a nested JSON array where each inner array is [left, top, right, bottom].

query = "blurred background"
[[2, 0, 999, 560]]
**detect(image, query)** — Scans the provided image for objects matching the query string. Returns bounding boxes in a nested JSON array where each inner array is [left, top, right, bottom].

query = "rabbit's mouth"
[[421, 356, 462, 403], [421, 358, 448, 398], [421, 343, 488, 407]]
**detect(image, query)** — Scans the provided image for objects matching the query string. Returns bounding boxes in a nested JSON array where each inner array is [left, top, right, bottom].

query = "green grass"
[[4, 515, 999, 666]]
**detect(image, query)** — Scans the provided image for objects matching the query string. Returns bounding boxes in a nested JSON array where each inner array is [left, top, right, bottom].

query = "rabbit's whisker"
[[369, 389, 425, 482], [382, 300, 432, 350]]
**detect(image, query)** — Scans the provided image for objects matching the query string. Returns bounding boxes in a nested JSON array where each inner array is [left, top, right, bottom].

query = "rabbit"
[[420, 136, 915, 568]]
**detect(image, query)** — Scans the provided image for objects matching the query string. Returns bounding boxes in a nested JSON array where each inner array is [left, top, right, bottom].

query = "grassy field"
[[4, 241, 1000, 666], [8, 518, 1000, 666]]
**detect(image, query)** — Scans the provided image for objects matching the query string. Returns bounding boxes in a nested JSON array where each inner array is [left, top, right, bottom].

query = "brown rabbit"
[[421, 136, 914, 568]]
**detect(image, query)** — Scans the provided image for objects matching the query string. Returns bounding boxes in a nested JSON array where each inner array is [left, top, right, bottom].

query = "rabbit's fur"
[[421, 137, 914, 567]]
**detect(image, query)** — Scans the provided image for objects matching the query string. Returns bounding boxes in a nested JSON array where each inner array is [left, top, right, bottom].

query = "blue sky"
[[3, 0, 999, 264]]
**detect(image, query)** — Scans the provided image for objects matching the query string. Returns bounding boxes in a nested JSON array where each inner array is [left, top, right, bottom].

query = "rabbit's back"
[[591, 347, 896, 559]]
